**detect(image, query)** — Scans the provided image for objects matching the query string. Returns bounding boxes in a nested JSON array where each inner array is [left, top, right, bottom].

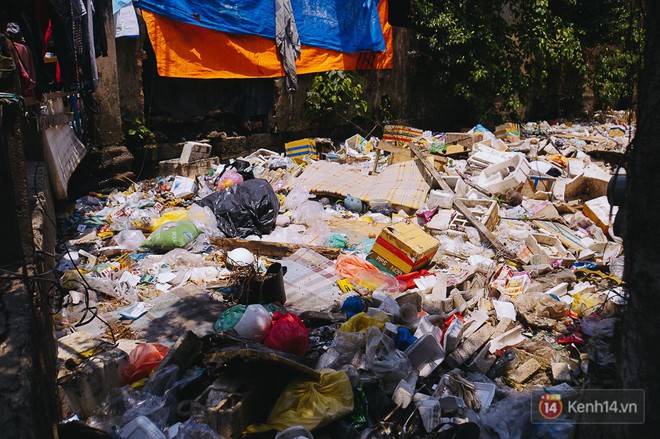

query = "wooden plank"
[[210, 237, 341, 259], [411, 146, 516, 259]]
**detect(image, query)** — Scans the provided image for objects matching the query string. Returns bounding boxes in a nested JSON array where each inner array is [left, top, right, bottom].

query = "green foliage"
[[124, 118, 155, 148], [306, 70, 369, 122], [412, 0, 641, 121]]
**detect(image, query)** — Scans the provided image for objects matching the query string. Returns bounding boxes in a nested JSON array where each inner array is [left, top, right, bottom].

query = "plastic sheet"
[[246, 369, 354, 433], [197, 179, 279, 238]]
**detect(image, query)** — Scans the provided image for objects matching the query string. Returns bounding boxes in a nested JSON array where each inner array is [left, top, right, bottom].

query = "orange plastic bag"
[[122, 343, 170, 384], [335, 254, 402, 292]]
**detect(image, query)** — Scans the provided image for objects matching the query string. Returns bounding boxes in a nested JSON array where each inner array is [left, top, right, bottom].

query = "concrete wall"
[[0, 104, 58, 439], [137, 25, 442, 148]]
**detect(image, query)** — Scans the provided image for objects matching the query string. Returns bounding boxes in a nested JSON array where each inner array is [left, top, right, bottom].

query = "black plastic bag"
[[197, 179, 279, 238]]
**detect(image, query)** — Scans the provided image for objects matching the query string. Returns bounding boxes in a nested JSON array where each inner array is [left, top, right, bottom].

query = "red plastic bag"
[[122, 343, 170, 383], [264, 312, 309, 356]]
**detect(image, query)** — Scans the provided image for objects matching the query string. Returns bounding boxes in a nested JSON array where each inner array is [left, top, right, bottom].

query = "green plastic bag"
[[214, 303, 283, 333], [143, 220, 199, 251], [214, 305, 247, 332], [246, 369, 354, 433]]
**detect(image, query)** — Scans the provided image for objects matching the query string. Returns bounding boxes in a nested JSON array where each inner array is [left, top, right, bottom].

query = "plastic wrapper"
[[197, 179, 279, 238], [115, 229, 146, 251], [143, 220, 200, 252], [515, 293, 569, 331], [263, 312, 309, 356], [339, 312, 389, 333], [122, 343, 170, 384], [246, 369, 354, 433]]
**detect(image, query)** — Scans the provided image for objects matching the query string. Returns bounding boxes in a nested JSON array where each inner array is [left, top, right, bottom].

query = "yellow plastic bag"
[[245, 369, 354, 433], [150, 209, 189, 231], [338, 311, 389, 333], [572, 291, 603, 317]]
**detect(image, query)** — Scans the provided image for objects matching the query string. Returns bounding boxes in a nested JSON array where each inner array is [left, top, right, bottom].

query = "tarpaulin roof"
[[134, 0, 386, 53]]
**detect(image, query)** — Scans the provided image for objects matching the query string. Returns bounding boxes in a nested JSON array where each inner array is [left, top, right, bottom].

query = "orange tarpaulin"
[[142, 0, 393, 79]]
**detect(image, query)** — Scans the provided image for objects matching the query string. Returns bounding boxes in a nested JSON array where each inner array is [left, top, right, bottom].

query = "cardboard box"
[[285, 138, 317, 163], [583, 195, 618, 235], [368, 222, 440, 276], [494, 122, 520, 140]]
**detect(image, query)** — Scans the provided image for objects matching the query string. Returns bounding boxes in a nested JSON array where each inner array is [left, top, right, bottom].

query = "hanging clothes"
[[275, 0, 300, 92], [114, 2, 139, 38]]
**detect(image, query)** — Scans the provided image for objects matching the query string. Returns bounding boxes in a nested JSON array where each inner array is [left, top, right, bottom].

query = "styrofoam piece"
[[528, 160, 560, 176], [477, 154, 531, 195], [405, 333, 446, 377], [473, 382, 497, 410], [468, 144, 517, 168], [428, 189, 454, 210]]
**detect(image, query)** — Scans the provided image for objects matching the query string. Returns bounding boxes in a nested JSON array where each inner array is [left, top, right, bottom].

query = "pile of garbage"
[[54, 115, 629, 438]]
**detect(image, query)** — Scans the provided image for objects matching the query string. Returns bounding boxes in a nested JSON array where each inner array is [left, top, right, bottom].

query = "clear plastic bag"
[[175, 418, 225, 438], [283, 185, 312, 211], [187, 204, 222, 236], [87, 387, 170, 432], [115, 229, 146, 251]]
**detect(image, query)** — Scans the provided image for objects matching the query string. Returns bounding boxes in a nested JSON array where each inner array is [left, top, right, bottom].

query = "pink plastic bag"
[[263, 312, 309, 356], [122, 343, 170, 384], [217, 168, 244, 190]]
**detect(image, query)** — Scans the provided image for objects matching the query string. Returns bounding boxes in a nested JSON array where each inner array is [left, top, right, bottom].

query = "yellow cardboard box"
[[367, 222, 440, 276]]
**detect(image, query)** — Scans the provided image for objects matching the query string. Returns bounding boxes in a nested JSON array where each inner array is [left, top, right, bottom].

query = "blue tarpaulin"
[[134, 0, 386, 53]]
